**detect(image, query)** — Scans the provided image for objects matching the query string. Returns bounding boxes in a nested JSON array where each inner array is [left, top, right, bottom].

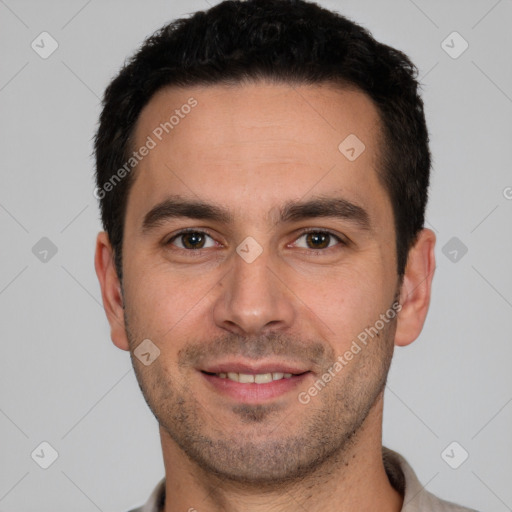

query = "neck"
[[160, 397, 403, 512]]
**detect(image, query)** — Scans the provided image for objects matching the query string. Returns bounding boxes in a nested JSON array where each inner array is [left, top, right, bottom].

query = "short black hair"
[[94, 0, 430, 280]]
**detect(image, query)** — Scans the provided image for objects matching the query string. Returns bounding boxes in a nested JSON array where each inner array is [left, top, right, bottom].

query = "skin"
[[95, 82, 436, 512]]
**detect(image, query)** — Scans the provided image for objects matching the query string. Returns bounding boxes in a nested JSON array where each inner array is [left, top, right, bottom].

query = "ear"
[[94, 231, 130, 351], [394, 228, 436, 347]]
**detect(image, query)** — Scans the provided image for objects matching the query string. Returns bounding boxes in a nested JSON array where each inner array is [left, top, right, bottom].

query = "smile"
[[200, 368, 312, 403], [208, 371, 295, 383]]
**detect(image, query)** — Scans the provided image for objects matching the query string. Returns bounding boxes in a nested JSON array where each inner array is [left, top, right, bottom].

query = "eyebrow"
[[277, 197, 370, 230], [142, 196, 232, 233], [141, 195, 371, 234]]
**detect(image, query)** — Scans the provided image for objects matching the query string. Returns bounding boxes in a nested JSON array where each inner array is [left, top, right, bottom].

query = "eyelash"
[[165, 228, 347, 252]]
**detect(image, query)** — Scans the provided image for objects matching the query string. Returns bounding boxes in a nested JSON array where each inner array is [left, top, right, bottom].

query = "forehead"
[[127, 81, 390, 227]]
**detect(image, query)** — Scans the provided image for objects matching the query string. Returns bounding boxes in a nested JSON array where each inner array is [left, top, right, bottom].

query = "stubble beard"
[[124, 306, 396, 487]]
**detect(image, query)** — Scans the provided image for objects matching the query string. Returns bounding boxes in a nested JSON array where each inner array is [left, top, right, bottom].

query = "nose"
[[212, 250, 296, 337]]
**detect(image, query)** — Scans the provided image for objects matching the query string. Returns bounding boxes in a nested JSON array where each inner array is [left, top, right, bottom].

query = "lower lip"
[[200, 372, 311, 403]]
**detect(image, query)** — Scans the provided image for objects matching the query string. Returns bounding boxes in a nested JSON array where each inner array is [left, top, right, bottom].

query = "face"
[[102, 82, 409, 484]]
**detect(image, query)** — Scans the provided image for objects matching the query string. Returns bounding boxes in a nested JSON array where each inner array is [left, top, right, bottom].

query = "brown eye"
[[294, 231, 342, 250], [169, 231, 215, 250], [305, 232, 330, 249]]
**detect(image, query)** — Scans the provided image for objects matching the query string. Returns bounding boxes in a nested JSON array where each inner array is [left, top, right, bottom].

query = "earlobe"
[[94, 231, 130, 351], [394, 228, 436, 347]]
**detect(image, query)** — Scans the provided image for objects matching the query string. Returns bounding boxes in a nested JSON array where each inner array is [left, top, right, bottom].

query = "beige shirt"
[[127, 447, 478, 512]]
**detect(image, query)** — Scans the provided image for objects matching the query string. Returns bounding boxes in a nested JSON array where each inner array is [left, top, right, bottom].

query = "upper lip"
[[200, 360, 311, 375]]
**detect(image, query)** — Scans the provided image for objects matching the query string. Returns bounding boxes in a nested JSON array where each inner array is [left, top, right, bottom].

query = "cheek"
[[293, 262, 393, 346], [123, 259, 220, 341]]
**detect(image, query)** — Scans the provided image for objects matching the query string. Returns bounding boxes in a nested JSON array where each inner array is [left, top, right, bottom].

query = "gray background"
[[1, 0, 511, 510]]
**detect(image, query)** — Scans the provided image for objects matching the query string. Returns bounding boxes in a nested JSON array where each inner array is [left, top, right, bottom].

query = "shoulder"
[[382, 447, 480, 512]]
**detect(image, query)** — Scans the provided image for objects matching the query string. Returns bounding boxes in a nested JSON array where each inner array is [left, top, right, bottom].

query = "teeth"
[[215, 371, 297, 383], [254, 373, 272, 384]]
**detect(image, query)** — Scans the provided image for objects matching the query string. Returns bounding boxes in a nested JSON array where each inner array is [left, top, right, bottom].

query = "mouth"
[[199, 362, 312, 403], [202, 371, 298, 383]]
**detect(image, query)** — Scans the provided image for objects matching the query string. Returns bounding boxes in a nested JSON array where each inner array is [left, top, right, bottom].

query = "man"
[[93, 1, 478, 510]]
